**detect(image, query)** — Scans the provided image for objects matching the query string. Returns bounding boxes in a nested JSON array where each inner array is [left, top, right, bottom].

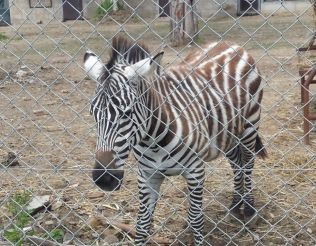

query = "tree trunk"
[[169, 0, 184, 46], [170, 0, 198, 46]]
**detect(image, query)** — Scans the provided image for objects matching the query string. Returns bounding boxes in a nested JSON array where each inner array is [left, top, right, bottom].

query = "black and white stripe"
[[84, 36, 267, 245]]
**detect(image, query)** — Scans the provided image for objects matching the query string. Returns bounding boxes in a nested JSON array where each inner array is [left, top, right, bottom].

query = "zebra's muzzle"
[[92, 151, 124, 191]]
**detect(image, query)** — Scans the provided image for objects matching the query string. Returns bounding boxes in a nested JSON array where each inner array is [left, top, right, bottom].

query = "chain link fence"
[[0, 0, 315, 245]]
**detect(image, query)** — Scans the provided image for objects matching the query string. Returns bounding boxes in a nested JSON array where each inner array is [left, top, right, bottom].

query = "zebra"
[[84, 35, 267, 245]]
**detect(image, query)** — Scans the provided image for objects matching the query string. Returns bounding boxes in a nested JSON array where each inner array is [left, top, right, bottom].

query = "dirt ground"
[[0, 9, 316, 246]]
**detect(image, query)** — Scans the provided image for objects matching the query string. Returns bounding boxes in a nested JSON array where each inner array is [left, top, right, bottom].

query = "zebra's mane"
[[99, 36, 150, 85], [107, 35, 150, 68]]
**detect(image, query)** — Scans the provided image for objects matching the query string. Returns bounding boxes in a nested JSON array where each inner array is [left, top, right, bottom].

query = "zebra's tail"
[[255, 135, 268, 159]]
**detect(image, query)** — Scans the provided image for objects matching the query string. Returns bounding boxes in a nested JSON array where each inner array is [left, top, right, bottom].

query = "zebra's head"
[[84, 36, 163, 191]]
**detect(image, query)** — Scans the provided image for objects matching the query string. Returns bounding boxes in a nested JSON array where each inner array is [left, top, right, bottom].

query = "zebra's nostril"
[[92, 162, 124, 191]]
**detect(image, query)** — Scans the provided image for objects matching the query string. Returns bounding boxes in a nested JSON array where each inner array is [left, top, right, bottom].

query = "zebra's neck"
[[136, 75, 171, 144]]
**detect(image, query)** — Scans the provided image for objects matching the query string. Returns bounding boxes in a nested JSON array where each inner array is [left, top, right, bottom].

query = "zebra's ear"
[[150, 51, 164, 75], [84, 50, 104, 82], [127, 51, 164, 78], [150, 51, 164, 67]]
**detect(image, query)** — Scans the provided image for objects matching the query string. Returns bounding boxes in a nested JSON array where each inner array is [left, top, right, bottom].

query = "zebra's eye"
[[121, 105, 132, 115], [129, 79, 138, 87], [113, 102, 131, 115], [124, 109, 132, 116]]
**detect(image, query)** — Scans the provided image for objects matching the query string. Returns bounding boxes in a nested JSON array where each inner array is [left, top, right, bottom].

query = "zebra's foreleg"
[[184, 170, 205, 245], [226, 144, 244, 218], [135, 172, 164, 245], [240, 127, 258, 222]]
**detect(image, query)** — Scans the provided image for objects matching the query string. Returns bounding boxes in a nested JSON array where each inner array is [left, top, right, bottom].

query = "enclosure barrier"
[[0, 0, 316, 245]]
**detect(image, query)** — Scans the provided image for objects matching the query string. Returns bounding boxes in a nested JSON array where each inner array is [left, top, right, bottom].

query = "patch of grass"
[[3, 229, 23, 245], [0, 32, 8, 41], [95, 0, 124, 20], [49, 228, 65, 243], [193, 35, 205, 45], [3, 190, 32, 246]]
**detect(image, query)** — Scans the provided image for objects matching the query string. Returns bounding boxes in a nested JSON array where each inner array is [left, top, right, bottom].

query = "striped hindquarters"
[[164, 42, 263, 157]]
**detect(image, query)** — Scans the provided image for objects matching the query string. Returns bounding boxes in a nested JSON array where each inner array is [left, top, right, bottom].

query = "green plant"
[[193, 35, 205, 45], [3, 190, 32, 245], [95, 0, 123, 20], [3, 229, 23, 246], [49, 228, 65, 243], [0, 32, 8, 41]]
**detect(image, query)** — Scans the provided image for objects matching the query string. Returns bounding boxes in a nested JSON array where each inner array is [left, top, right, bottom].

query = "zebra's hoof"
[[244, 205, 258, 228], [181, 220, 189, 230], [244, 212, 259, 229], [224, 208, 243, 223]]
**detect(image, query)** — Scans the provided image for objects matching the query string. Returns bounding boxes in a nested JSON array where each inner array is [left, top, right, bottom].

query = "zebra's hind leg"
[[226, 144, 244, 220], [135, 171, 165, 245], [183, 169, 205, 245], [240, 127, 259, 225]]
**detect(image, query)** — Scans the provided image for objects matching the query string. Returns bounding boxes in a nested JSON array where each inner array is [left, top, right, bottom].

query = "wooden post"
[[170, 0, 184, 46], [170, 0, 198, 46], [184, 0, 199, 44]]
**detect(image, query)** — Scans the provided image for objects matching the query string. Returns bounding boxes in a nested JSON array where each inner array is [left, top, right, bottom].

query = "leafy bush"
[[95, 0, 123, 20]]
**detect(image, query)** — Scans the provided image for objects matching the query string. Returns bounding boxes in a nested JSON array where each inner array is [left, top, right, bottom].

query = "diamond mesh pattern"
[[0, 0, 316, 245]]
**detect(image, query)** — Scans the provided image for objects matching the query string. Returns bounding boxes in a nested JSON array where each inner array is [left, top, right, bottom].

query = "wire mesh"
[[0, 0, 316, 245]]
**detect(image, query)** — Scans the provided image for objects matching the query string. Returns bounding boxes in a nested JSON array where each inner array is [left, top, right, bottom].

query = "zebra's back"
[[138, 41, 263, 164]]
